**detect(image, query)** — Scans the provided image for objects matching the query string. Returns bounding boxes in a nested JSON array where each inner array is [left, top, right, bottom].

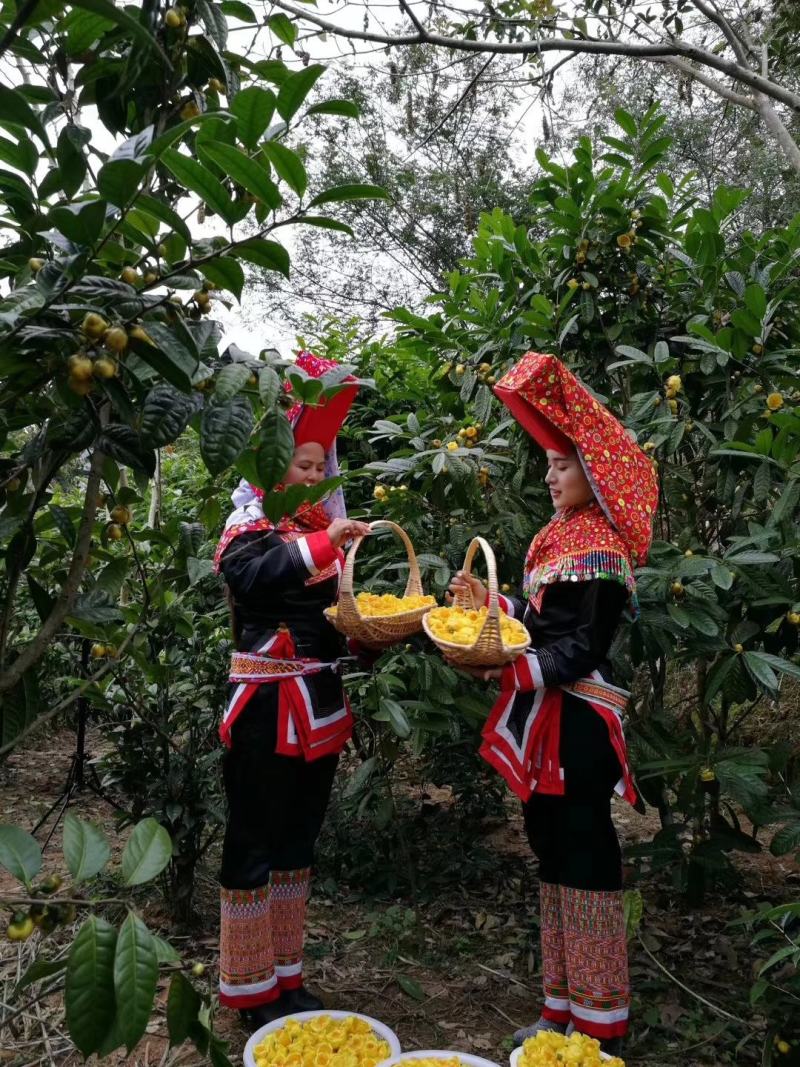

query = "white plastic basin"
[[244, 1010, 402, 1067]]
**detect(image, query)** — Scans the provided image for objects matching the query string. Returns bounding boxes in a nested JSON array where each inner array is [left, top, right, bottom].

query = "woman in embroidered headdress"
[[448, 352, 657, 1057], [213, 352, 370, 1032]]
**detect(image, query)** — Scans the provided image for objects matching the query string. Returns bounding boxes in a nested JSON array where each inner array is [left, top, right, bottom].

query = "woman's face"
[[544, 448, 594, 510], [285, 441, 326, 486]]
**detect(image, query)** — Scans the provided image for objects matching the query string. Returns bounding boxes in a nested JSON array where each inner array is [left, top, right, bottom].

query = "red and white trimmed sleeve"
[[293, 530, 338, 576], [499, 651, 544, 693]]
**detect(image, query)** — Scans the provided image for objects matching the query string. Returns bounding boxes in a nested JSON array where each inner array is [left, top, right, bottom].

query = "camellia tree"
[[0, 0, 384, 1058]]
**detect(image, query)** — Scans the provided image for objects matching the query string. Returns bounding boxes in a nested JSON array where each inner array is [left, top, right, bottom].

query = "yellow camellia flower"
[[518, 1030, 625, 1067], [254, 1017, 390, 1067], [767, 392, 784, 410], [329, 592, 435, 619], [446, 441, 459, 451], [427, 605, 528, 647], [666, 374, 682, 394], [616, 233, 633, 249], [566, 278, 579, 289]]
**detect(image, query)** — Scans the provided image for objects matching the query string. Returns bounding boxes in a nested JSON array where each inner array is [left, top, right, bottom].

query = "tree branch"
[[654, 55, 757, 111], [0, 446, 105, 697], [269, 0, 800, 112], [397, 0, 426, 36], [0, 0, 40, 63], [690, 0, 751, 67], [404, 54, 495, 161]]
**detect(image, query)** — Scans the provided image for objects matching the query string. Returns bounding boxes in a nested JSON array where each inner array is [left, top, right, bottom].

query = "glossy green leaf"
[[260, 140, 307, 197], [236, 237, 291, 277], [258, 365, 281, 407], [294, 215, 354, 237], [231, 86, 276, 150], [0, 85, 48, 142], [200, 394, 254, 474], [201, 141, 281, 210], [308, 183, 390, 209], [306, 99, 360, 119], [276, 64, 325, 122], [121, 817, 173, 886], [167, 971, 203, 1046], [161, 149, 235, 225], [135, 193, 192, 244], [268, 12, 296, 46], [97, 159, 144, 207], [213, 363, 251, 401], [132, 321, 199, 394], [0, 824, 42, 885], [63, 813, 111, 882], [72, 0, 163, 57], [201, 256, 245, 299], [65, 917, 118, 1057], [48, 199, 107, 246], [113, 912, 159, 1052]]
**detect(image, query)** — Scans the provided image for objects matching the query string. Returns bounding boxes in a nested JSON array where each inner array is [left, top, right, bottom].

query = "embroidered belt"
[[229, 651, 337, 684], [563, 677, 628, 714]]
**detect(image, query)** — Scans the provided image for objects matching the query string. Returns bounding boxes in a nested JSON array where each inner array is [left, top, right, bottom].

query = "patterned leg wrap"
[[219, 884, 279, 1009], [561, 886, 629, 1039], [539, 880, 570, 1025], [270, 868, 311, 991]]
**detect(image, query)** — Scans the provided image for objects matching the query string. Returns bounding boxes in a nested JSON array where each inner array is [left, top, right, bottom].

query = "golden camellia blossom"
[[328, 592, 435, 618], [616, 234, 633, 249], [767, 392, 784, 411], [518, 1030, 625, 1067], [426, 605, 528, 647], [252, 1015, 391, 1067]]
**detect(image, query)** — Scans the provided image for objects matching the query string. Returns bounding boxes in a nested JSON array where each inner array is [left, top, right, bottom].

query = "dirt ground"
[[1, 729, 797, 1067]]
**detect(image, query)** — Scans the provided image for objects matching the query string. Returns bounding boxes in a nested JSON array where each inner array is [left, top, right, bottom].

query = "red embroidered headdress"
[[214, 351, 359, 571], [494, 352, 658, 613]]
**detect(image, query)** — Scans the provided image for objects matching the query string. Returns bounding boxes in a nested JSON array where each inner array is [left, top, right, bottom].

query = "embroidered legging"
[[219, 692, 337, 1008], [522, 698, 630, 1040]]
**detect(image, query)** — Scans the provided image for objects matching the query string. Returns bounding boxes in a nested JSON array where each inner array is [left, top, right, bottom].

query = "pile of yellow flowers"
[[426, 605, 528, 647], [400, 1059, 466, 1067], [518, 1031, 624, 1067], [251, 1015, 391, 1067], [328, 592, 435, 618]]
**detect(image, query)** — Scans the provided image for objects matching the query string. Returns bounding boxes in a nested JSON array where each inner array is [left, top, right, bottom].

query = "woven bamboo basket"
[[422, 536, 530, 667], [324, 520, 432, 646]]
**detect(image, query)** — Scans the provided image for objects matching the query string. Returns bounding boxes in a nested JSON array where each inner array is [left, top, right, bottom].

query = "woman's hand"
[[446, 571, 488, 609], [326, 518, 372, 549]]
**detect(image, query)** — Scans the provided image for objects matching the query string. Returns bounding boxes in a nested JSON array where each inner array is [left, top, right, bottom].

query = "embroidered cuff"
[[296, 530, 337, 575], [536, 647, 559, 687]]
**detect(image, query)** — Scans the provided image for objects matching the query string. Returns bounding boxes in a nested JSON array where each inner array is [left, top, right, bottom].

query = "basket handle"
[[336, 520, 424, 629], [453, 536, 503, 648]]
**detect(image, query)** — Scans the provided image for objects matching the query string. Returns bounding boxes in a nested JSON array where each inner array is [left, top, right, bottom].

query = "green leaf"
[[241, 408, 294, 489], [57, 125, 88, 198], [258, 365, 281, 407], [756, 653, 800, 683], [121, 818, 173, 886], [276, 64, 325, 122], [623, 889, 643, 938], [140, 384, 197, 448], [167, 971, 203, 1046], [63, 814, 111, 882], [236, 237, 291, 277], [200, 394, 254, 474], [214, 363, 252, 401], [136, 192, 192, 244], [0, 133, 38, 177], [197, 0, 228, 50], [221, 1, 256, 21], [770, 823, 800, 857], [231, 86, 276, 149], [65, 917, 118, 1057], [396, 974, 425, 1001], [306, 98, 360, 119], [743, 651, 779, 692], [153, 934, 181, 964], [113, 912, 159, 1052], [49, 200, 107, 246], [614, 107, 637, 138], [0, 85, 47, 142], [0, 825, 42, 885], [260, 140, 307, 197], [161, 149, 235, 225], [132, 321, 199, 393], [710, 565, 734, 590], [703, 654, 737, 705], [308, 183, 390, 209], [97, 159, 144, 207], [72, 0, 162, 58], [380, 698, 411, 739], [15, 957, 69, 996], [148, 111, 233, 159], [294, 215, 354, 237], [268, 12, 296, 46], [201, 256, 245, 299], [201, 141, 281, 210]]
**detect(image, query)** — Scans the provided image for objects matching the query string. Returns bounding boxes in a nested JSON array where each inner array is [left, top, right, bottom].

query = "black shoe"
[[279, 985, 324, 1013], [600, 1036, 624, 1058], [239, 998, 289, 1033]]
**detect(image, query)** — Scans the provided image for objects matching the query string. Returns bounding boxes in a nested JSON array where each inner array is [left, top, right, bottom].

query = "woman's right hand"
[[447, 570, 488, 609], [326, 518, 371, 549]]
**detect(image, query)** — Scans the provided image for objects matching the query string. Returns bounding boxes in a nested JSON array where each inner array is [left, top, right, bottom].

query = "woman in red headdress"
[[449, 353, 657, 1057], [213, 352, 370, 1032]]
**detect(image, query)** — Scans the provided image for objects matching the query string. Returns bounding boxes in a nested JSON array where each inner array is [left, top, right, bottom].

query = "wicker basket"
[[324, 520, 432, 646], [422, 536, 530, 667]]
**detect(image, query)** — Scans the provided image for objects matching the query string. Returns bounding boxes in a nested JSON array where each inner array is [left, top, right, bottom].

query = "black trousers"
[[523, 697, 623, 892], [220, 687, 338, 890]]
